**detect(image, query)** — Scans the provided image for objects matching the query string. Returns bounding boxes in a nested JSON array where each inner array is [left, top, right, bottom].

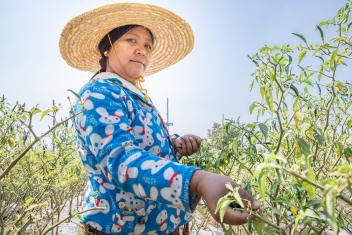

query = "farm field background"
[[1, 1, 352, 234]]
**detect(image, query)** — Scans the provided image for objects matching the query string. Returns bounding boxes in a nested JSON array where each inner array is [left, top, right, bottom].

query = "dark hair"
[[96, 24, 154, 73]]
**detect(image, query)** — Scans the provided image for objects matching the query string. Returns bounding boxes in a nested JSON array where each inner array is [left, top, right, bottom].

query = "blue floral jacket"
[[73, 72, 198, 234]]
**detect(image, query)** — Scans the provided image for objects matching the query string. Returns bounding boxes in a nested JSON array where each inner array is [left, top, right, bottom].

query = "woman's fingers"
[[238, 188, 260, 210], [174, 137, 184, 149], [195, 136, 203, 146], [173, 134, 203, 156], [184, 137, 193, 155], [222, 208, 249, 225], [188, 136, 198, 152]]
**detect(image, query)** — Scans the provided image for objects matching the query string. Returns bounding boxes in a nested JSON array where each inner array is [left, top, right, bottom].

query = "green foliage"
[[184, 2, 352, 234], [0, 98, 85, 234]]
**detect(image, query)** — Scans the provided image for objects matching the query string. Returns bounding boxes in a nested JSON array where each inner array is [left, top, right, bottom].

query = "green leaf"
[[290, 84, 300, 97], [303, 181, 316, 198], [249, 102, 258, 115], [265, 88, 274, 113], [272, 207, 281, 216], [253, 217, 265, 233], [297, 138, 311, 156], [7, 137, 15, 148], [247, 54, 259, 66], [319, 20, 329, 27], [347, 118, 352, 128], [292, 33, 308, 45], [258, 123, 268, 139], [257, 168, 268, 198], [260, 45, 272, 52], [335, 142, 344, 156], [224, 229, 233, 235], [315, 56, 324, 63], [30, 107, 42, 115], [316, 25, 324, 42], [314, 128, 325, 145], [288, 55, 292, 66], [298, 50, 307, 63], [67, 89, 81, 100], [325, 187, 338, 233], [260, 86, 266, 99], [24, 197, 34, 208], [343, 147, 352, 161], [304, 208, 320, 220], [329, 49, 338, 71], [306, 199, 321, 208], [228, 184, 245, 208], [215, 193, 234, 223], [41, 108, 51, 120]]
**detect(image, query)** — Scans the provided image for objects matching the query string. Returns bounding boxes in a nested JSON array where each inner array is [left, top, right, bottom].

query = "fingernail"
[[252, 201, 260, 209]]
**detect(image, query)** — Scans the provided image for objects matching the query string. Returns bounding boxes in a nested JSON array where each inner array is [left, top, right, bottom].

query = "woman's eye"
[[127, 38, 136, 43], [145, 44, 152, 50]]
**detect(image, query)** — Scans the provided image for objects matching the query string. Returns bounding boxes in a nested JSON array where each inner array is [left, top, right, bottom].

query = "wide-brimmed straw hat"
[[59, 3, 194, 76]]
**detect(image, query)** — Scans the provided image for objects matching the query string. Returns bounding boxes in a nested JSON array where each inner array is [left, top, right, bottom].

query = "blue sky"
[[0, 0, 344, 137]]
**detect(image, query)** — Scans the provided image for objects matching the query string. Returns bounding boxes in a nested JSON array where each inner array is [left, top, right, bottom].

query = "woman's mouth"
[[130, 60, 145, 66]]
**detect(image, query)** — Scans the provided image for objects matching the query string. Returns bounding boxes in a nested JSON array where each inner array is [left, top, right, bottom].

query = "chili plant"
[[184, 2, 352, 234]]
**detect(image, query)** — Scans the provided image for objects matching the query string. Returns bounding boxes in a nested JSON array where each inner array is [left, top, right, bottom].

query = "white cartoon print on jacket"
[[74, 73, 199, 234]]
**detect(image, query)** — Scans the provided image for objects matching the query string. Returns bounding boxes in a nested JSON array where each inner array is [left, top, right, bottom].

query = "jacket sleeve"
[[77, 80, 198, 212]]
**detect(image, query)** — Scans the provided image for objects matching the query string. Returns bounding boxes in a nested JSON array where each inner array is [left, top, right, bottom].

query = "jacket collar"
[[92, 72, 153, 105]]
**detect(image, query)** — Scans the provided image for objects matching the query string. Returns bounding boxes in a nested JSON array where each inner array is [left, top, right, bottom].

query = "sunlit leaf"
[[249, 102, 258, 115], [292, 33, 308, 44], [298, 50, 307, 63], [325, 187, 338, 233], [303, 208, 320, 220], [41, 108, 51, 120], [30, 107, 42, 115], [7, 137, 15, 148], [290, 206, 298, 216], [303, 180, 316, 198], [253, 217, 265, 233], [226, 184, 245, 208], [258, 169, 268, 198], [329, 49, 338, 71], [24, 197, 34, 208], [215, 193, 234, 223], [294, 112, 304, 127]]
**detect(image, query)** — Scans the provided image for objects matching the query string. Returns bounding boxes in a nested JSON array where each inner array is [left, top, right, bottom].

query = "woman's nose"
[[136, 44, 146, 56]]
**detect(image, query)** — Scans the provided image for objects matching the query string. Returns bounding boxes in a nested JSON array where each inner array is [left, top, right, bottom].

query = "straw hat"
[[59, 3, 194, 76]]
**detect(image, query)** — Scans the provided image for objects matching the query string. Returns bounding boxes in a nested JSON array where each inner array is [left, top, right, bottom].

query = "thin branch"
[[40, 207, 103, 235], [283, 168, 352, 206], [0, 111, 82, 181]]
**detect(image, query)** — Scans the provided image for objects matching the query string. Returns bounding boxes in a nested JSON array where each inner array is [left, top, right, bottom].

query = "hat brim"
[[59, 3, 194, 76]]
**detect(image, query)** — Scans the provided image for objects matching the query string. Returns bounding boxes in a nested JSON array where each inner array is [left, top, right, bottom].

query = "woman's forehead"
[[124, 27, 154, 42]]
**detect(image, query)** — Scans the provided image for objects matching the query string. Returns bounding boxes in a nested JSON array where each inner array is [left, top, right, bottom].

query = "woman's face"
[[105, 26, 153, 84]]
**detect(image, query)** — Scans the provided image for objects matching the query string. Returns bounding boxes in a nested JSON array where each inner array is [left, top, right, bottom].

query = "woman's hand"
[[172, 134, 203, 156], [190, 170, 260, 225]]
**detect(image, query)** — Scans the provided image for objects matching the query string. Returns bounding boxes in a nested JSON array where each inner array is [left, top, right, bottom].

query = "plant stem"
[[40, 207, 103, 235], [0, 111, 82, 181], [251, 213, 285, 234], [283, 168, 352, 206]]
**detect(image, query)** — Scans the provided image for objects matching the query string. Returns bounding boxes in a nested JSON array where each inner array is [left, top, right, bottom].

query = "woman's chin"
[[129, 70, 145, 79]]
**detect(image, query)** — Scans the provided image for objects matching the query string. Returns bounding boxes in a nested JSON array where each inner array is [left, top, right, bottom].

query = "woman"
[[59, 3, 259, 235]]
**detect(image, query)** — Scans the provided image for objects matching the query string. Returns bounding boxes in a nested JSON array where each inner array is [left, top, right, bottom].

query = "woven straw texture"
[[59, 3, 194, 76]]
